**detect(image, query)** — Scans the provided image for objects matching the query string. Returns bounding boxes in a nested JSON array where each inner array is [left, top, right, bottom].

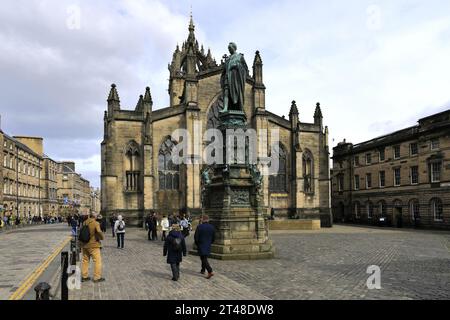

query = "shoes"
[[206, 272, 214, 279], [93, 278, 106, 283], [200, 270, 205, 274], [171, 277, 177, 281], [81, 277, 91, 282]]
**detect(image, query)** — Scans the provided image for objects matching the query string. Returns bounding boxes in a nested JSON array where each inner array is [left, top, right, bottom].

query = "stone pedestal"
[[191, 110, 274, 260]]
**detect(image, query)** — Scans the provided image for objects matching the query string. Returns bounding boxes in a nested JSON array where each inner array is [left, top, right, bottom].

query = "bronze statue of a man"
[[220, 42, 248, 113]]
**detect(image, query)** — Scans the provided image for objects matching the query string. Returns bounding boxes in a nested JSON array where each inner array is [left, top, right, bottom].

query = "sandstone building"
[[101, 17, 331, 226], [332, 109, 450, 230], [0, 121, 96, 219]]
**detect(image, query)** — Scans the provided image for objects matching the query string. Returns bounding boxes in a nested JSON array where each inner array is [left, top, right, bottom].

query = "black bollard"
[[34, 282, 51, 300], [61, 251, 69, 300]]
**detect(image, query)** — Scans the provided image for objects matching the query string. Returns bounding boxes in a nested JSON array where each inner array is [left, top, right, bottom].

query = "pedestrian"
[[110, 214, 117, 238], [180, 215, 190, 238], [145, 213, 154, 240], [114, 215, 125, 249], [79, 212, 105, 283], [163, 224, 187, 281], [161, 215, 169, 241], [151, 212, 158, 241], [194, 215, 215, 279], [71, 215, 78, 236], [97, 214, 107, 233]]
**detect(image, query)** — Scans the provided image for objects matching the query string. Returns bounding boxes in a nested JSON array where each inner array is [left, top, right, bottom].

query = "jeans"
[[162, 231, 167, 241], [200, 255, 212, 273], [117, 233, 124, 248], [170, 263, 180, 280], [147, 228, 152, 240], [81, 247, 102, 280]]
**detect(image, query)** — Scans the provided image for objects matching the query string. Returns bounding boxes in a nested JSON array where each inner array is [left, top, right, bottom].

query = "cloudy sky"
[[1, 0, 449, 188]]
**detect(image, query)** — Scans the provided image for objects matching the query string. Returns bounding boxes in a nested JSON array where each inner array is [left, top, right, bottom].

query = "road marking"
[[8, 235, 71, 300]]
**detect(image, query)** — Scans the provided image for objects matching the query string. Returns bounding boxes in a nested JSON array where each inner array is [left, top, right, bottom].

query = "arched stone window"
[[158, 137, 180, 190], [378, 200, 387, 217], [303, 149, 314, 194], [124, 141, 141, 191], [269, 143, 287, 193], [430, 198, 443, 221], [409, 199, 420, 221], [353, 201, 361, 218], [366, 201, 374, 219]]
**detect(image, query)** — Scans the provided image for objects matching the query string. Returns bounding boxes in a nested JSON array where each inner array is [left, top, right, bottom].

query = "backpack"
[[78, 223, 91, 243], [117, 221, 124, 231], [171, 236, 182, 251]]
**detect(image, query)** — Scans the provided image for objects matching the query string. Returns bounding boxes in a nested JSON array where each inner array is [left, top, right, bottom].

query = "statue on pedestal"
[[220, 42, 248, 113]]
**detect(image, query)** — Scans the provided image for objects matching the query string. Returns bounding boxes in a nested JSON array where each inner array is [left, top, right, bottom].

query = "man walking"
[[145, 212, 155, 240], [163, 224, 187, 281], [109, 214, 117, 238], [114, 215, 125, 249], [194, 215, 215, 279], [151, 212, 158, 241], [80, 212, 105, 283]]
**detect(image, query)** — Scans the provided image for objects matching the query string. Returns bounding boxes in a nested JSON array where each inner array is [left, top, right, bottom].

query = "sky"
[[1, 0, 449, 188]]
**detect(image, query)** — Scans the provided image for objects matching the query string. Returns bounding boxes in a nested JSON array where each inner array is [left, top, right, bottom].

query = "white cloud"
[[1, 0, 449, 187]]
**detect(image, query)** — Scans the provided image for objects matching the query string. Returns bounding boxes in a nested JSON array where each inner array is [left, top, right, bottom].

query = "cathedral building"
[[101, 17, 331, 226]]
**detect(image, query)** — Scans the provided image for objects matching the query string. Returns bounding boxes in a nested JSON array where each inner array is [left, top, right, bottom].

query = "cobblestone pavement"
[[60, 224, 449, 300], [0, 224, 70, 300]]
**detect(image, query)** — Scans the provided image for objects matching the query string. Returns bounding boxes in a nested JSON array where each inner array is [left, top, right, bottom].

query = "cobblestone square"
[[50, 224, 450, 300]]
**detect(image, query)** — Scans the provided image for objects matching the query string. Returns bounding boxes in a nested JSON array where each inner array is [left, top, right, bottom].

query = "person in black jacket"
[[151, 212, 158, 241], [163, 224, 186, 281], [194, 215, 215, 279], [145, 213, 154, 240], [97, 214, 107, 233]]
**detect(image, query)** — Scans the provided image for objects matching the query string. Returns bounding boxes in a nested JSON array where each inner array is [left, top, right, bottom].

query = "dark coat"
[[145, 216, 154, 230], [163, 230, 187, 264], [194, 222, 215, 256]]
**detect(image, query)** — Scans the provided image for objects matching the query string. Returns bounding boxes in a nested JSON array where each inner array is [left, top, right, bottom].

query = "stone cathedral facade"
[[101, 18, 332, 226]]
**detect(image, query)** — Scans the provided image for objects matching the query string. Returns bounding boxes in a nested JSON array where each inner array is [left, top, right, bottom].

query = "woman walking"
[[114, 215, 126, 249], [163, 224, 186, 281]]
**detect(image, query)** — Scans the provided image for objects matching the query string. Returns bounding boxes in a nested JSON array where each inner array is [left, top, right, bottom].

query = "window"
[[394, 145, 400, 159], [354, 156, 359, 166], [410, 166, 419, 184], [431, 138, 439, 150], [367, 202, 373, 219], [366, 173, 372, 189], [409, 200, 420, 221], [410, 143, 418, 156], [3, 153, 7, 167], [337, 174, 344, 192], [158, 137, 180, 190], [430, 162, 441, 183], [379, 171, 385, 188], [354, 202, 360, 218], [302, 149, 313, 194], [378, 201, 387, 217], [430, 198, 443, 221], [394, 168, 401, 186], [365, 153, 371, 165], [354, 175, 360, 190], [379, 148, 385, 161]]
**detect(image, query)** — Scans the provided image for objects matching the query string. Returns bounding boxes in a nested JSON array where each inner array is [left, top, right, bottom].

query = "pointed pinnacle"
[[107, 83, 120, 102], [144, 86, 153, 103]]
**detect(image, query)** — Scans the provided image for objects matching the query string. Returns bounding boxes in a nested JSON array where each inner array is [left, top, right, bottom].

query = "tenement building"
[[332, 109, 450, 230], [101, 17, 331, 226], [0, 120, 97, 219]]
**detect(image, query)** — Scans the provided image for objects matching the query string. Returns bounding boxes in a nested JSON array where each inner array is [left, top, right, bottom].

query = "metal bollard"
[[61, 251, 69, 300], [34, 282, 51, 300]]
